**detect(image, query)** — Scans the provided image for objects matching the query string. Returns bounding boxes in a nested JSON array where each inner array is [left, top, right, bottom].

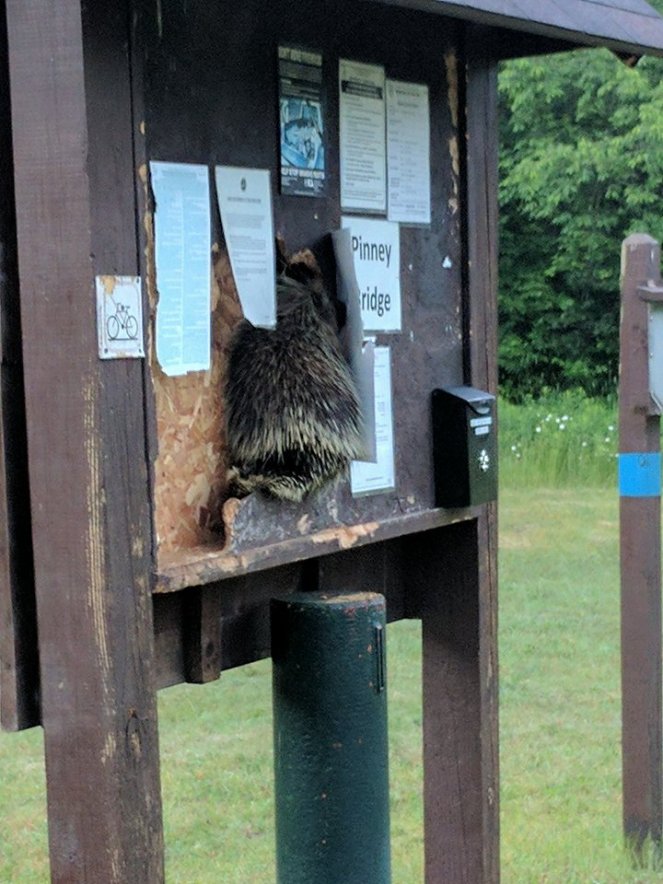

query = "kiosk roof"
[[374, 0, 663, 57]]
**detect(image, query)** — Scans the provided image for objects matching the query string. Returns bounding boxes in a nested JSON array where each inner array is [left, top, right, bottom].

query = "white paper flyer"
[[351, 346, 395, 496], [339, 59, 387, 214], [150, 161, 211, 376], [215, 166, 277, 329], [386, 79, 431, 225]]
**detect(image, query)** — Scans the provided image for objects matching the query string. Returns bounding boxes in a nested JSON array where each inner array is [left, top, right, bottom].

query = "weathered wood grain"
[[0, 0, 39, 733], [154, 538, 410, 688], [412, 25, 500, 882], [465, 27, 500, 882], [155, 506, 478, 593], [6, 0, 164, 878], [182, 587, 222, 683], [619, 234, 663, 855]]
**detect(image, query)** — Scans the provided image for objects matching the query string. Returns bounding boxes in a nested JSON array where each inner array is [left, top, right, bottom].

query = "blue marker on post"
[[618, 452, 662, 497]]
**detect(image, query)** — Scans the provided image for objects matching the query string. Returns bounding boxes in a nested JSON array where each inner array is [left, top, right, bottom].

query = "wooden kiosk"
[[2, 1, 663, 881]]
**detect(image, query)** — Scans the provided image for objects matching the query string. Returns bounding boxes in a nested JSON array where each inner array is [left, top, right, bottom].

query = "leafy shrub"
[[499, 47, 663, 400]]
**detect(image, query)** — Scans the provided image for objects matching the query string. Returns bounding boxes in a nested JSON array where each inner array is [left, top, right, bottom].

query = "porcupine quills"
[[225, 261, 364, 503]]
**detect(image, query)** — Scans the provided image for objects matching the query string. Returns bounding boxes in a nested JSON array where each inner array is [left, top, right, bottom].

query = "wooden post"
[[183, 588, 222, 684], [412, 26, 499, 883], [464, 33, 500, 881], [5, 1, 164, 879], [410, 520, 488, 883], [0, 3, 38, 732], [619, 233, 663, 858]]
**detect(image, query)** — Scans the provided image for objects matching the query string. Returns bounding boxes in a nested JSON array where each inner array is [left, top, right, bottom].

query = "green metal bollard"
[[271, 591, 391, 884]]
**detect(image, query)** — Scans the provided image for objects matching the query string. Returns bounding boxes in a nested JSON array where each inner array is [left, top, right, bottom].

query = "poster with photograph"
[[278, 45, 325, 197]]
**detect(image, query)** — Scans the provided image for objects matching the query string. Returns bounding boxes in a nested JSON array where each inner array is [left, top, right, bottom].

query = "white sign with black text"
[[150, 161, 211, 376], [339, 59, 387, 214], [215, 166, 277, 329], [350, 346, 395, 496], [386, 80, 431, 225], [331, 227, 377, 461], [341, 216, 401, 333]]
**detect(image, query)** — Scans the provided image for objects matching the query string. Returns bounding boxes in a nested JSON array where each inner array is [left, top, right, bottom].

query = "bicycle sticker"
[[96, 275, 145, 359]]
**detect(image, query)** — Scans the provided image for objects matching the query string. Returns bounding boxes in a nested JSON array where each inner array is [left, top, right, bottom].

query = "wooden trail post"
[[619, 233, 663, 857]]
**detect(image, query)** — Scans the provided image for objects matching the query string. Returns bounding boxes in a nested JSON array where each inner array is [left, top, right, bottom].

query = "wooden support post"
[[410, 520, 494, 884], [183, 588, 222, 684], [5, 1, 164, 879], [619, 233, 662, 858], [464, 32, 500, 880], [410, 26, 499, 883], [0, 2, 38, 732]]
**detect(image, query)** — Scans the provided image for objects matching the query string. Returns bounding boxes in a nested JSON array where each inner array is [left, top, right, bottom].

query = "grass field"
[[2, 396, 663, 881], [499, 390, 618, 488]]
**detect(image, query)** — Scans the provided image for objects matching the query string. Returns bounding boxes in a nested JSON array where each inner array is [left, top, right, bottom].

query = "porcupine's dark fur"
[[225, 258, 363, 502]]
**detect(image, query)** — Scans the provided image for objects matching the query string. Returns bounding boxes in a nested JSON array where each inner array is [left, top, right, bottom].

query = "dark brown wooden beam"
[[153, 541, 411, 691], [6, 0, 164, 878], [619, 233, 662, 857], [182, 587, 222, 684], [0, 0, 38, 732], [465, 25, 500, 881], [411, 24, 500, 883], [406, 521, 485, 882]]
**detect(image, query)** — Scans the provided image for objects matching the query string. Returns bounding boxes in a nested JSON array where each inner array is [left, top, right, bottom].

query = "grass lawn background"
[[2, 395, 663, 881]]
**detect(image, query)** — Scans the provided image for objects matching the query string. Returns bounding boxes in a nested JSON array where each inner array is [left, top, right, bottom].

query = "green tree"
[[498, 45, 663, 400]]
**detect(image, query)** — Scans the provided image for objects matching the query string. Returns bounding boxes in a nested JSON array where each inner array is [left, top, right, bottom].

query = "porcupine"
[[225, 253, 363, 502]]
